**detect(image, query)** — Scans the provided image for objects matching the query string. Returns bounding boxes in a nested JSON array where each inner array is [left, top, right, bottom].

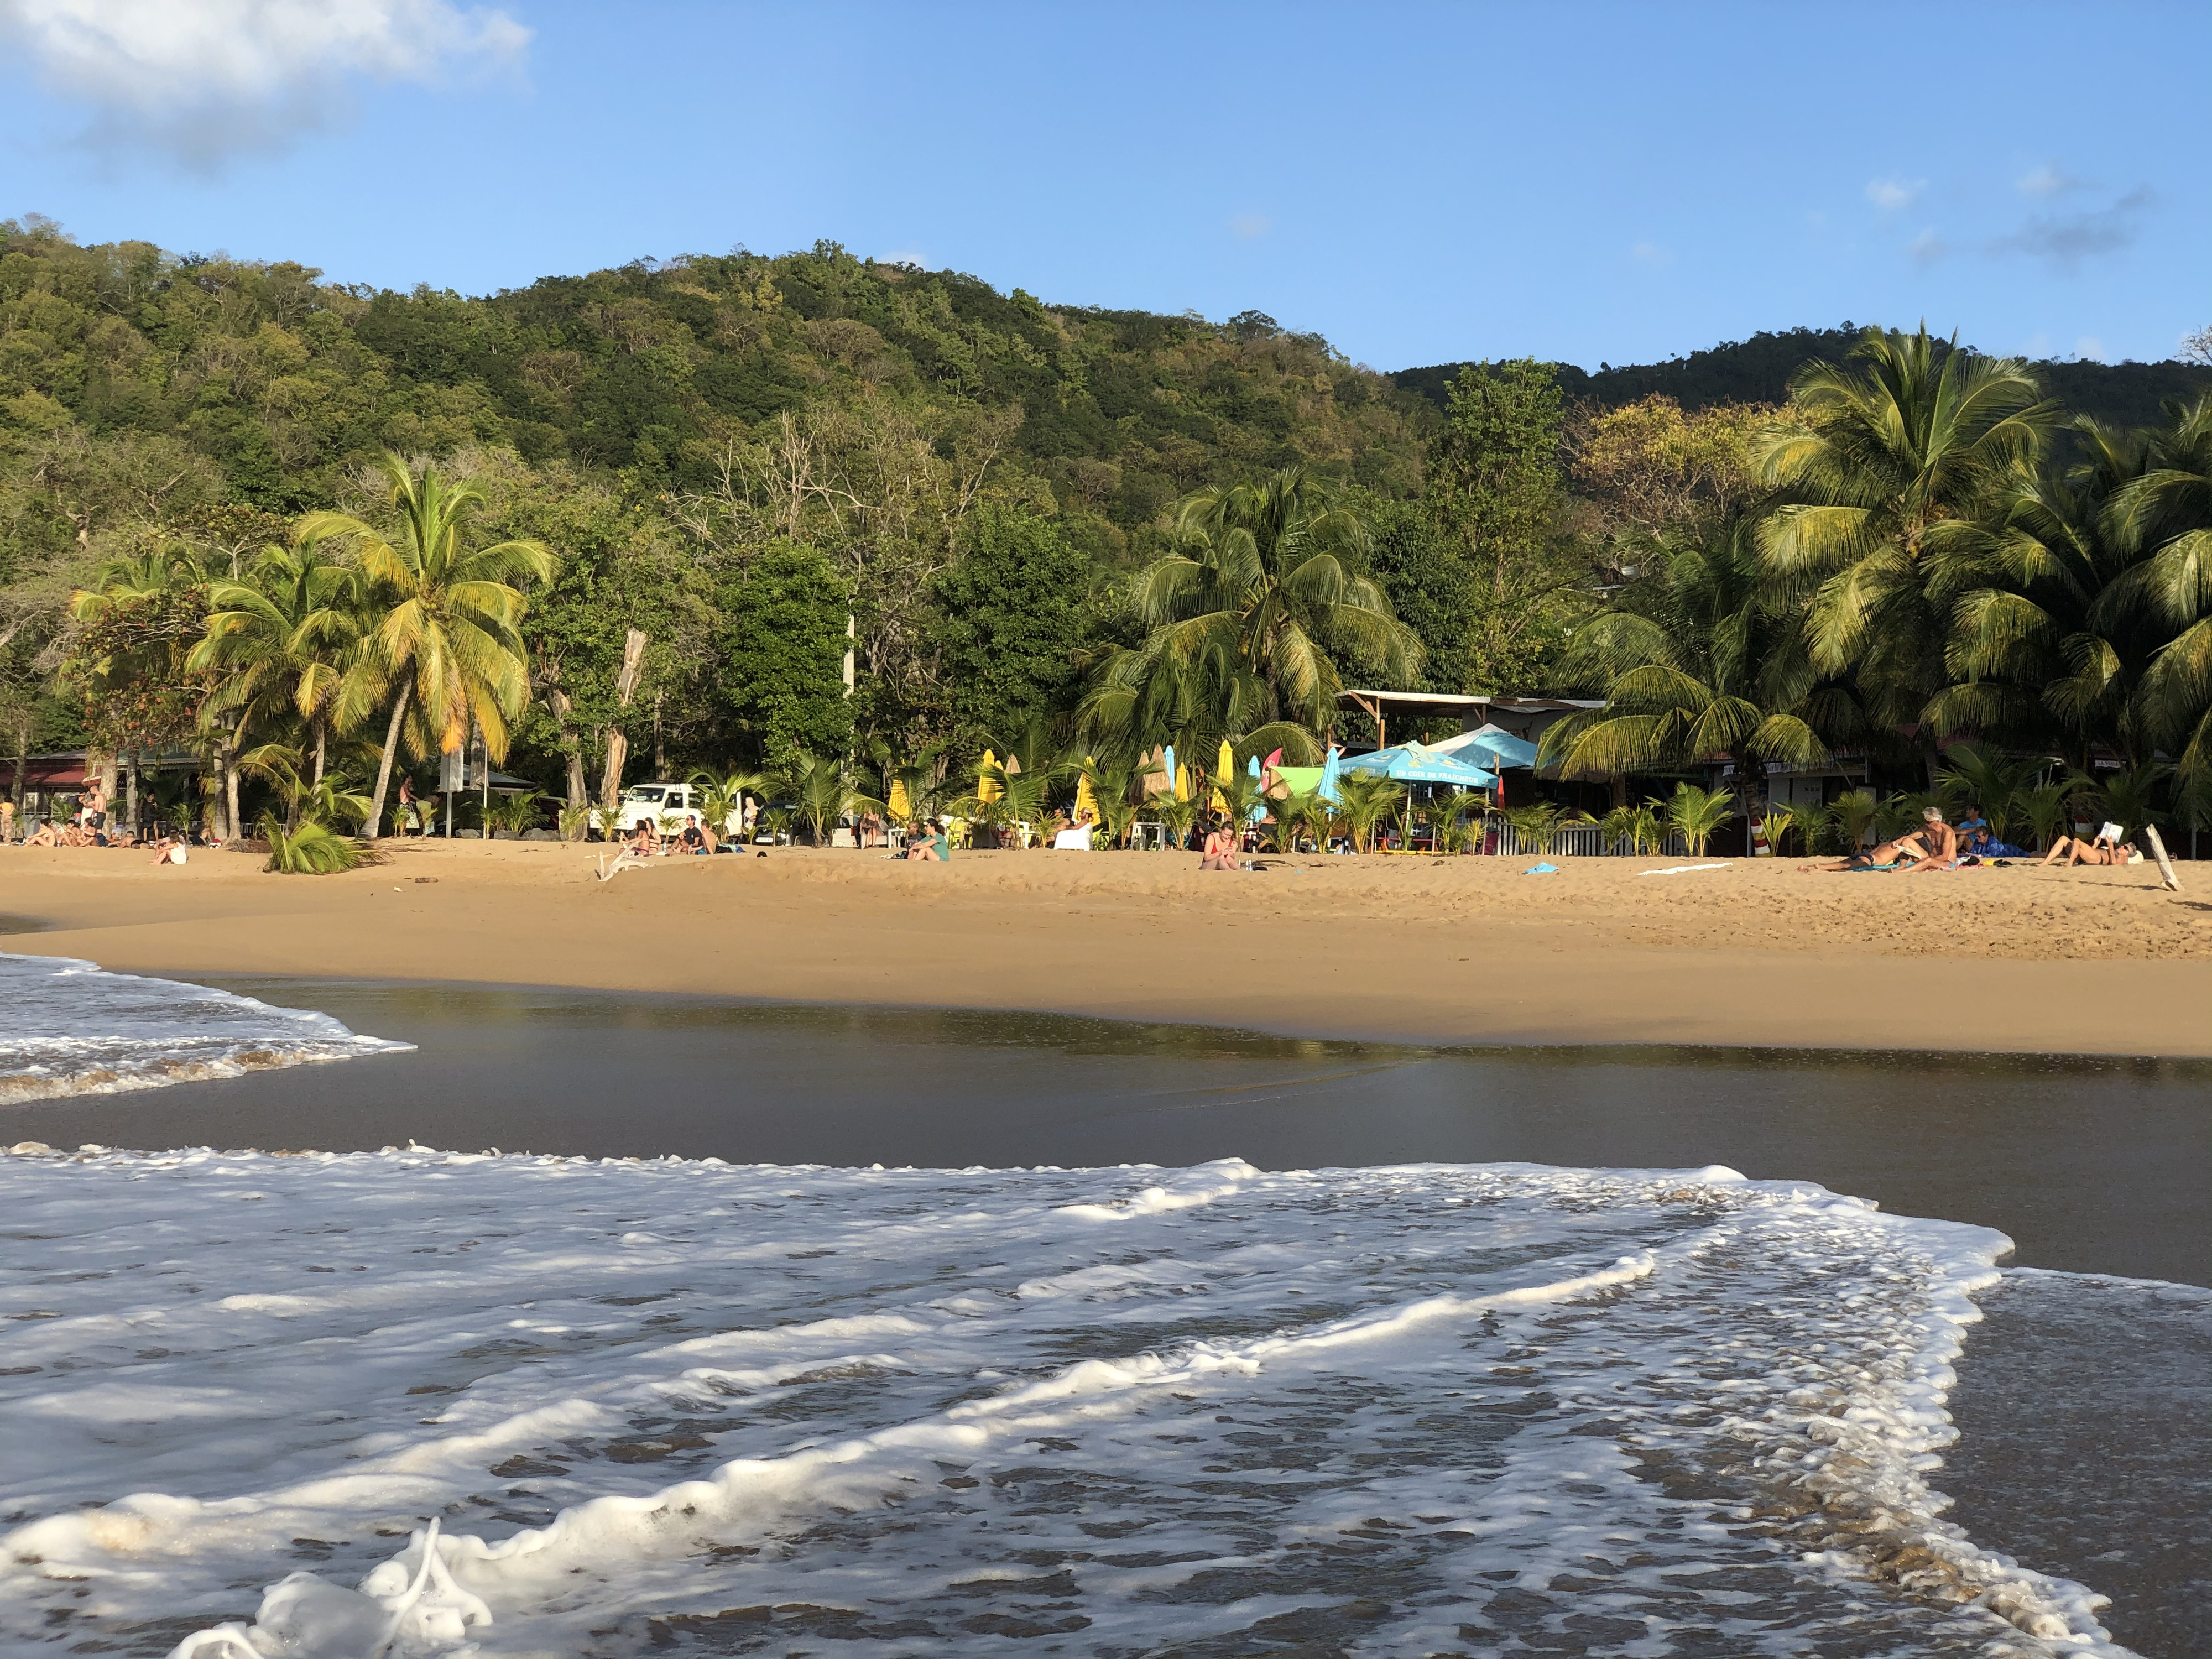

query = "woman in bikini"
[[2041, 830, 2133, 867], [1199, 815, 1240, 871]]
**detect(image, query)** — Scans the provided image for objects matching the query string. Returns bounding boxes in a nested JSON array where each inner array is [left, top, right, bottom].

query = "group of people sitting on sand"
[[1802, 805, 2141, 872], [3, 785, 193, 863], [623, 813, 722, 857]]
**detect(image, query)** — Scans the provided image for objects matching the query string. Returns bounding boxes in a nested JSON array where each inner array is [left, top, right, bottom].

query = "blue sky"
[[2, 1, 2203, 372]]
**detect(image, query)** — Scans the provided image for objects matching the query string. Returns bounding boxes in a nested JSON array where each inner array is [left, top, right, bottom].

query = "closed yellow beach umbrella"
[[1211, 739, 1234, 815], [887, 778, 911, 821], [1174, 763, 1191, 801], [1074, 758, 1099, 824], [977, 750, 1003, 805]]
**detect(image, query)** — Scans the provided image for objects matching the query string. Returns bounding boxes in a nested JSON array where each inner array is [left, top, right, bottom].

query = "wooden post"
[[2144, 823, 2182, 892]]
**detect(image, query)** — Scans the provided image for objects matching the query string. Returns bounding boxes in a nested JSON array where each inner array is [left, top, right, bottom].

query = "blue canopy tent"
[[1433, 723, 1539, 771], [1340, 742, 1498, 789], [1338, 742, 1495, 853]]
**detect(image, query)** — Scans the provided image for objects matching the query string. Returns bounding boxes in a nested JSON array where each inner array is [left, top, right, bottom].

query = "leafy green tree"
[[304, 456, 555, 839], [930, 504, 1094, 750], [718, 540, 854, 763], [1427, 359, 1585, 692], [1360, 494, 1473, 698]]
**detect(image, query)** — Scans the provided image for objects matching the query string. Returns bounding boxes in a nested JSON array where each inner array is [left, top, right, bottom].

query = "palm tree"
[[969, 724, 1070, 847], [690, 766, 764, 841], [304, 456, 555, 841], [1660, 781, 1734, 857], [1928, 415, 2171, 762], [1542, 518, 1864, 786], [1076, 754, 1144, 848], [190, 538, 362, 789], [1332, 772, 1404, 853], [2100, 395, 2212, 816], [1501, 800, 1567, 854], [1933, 742, 2041, 845], [1755, 325, 2059, 764], [777, 750, 884, 846], [1082, 467, 1418, 764], [2018, 775, 2086, 851]]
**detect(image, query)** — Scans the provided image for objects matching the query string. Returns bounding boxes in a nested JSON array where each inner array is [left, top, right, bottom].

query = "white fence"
[[1481, 819, 1690, 859]]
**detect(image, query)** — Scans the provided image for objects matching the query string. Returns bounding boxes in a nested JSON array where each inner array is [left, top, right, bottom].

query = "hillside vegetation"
[[11, 217, 2212, 852], [1397, 326, 2212, 432]]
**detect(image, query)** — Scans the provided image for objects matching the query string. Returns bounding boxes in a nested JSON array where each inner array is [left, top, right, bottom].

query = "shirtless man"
[[1798, 807, 1956, 872]]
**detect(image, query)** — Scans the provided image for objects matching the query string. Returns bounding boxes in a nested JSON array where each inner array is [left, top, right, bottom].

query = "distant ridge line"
[[1392, 324, 2212, 431]]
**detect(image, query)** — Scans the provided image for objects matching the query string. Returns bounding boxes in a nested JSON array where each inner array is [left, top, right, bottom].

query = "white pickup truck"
[[612, 782, 739, 837]]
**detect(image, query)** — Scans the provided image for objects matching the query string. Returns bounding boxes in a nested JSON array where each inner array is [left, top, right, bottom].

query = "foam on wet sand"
[[0, 953, 408, 1103], [0, 1146, 2132, 1657]]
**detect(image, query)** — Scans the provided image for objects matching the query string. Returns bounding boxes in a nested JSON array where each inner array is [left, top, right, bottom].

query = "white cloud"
[[877, 250, 928, 269], [1229, 212, 1271, 240], [2016, 163, 2077, 199], [2074, 335, 2105, 362], [1629, 240, 1672, 267], [0, 0, 529, 169], [1865, 176, 1925, 211], [1908, 228, 1947, 266]]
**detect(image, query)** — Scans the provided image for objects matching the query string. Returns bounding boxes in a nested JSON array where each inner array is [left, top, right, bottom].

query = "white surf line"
[[163, 1247, 1669, 1658]]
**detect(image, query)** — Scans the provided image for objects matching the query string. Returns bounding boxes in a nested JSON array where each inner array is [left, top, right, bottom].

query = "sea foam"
[[0, 1148, 2131, 1656], [0, 953, 408, 1103]]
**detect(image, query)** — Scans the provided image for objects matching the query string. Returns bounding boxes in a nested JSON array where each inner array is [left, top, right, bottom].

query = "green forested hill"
[[1395, 326, 2212, 430], [0, 221, 1441, 781], [0, 222, 1431, 571]]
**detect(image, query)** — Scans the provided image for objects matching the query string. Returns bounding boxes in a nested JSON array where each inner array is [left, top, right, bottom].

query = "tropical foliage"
[[13, 207, 2212, 846]]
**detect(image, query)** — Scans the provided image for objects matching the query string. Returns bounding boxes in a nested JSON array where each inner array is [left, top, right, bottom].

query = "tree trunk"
[[311, 721, 326, 787], [126, 749, 140, 838], [597, 628, 648, 807], [224, 739, 242, 846], [546, 687, 585, 809], [208, 744, 229, 843], [652, 693, 665, 779], [362, 684, 411, 842], [598, 731, 630, 811]]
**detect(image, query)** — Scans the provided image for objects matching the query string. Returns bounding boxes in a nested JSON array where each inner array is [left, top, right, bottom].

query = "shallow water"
[[15, 976, 2209, 1284], [0, 955, 409, 1104], [3, 966, 2208, 1656], [0, 1150, 2126, 1657]]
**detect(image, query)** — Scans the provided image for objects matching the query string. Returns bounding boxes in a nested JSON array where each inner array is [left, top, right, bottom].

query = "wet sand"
[[5, 838, 2212, 1056]]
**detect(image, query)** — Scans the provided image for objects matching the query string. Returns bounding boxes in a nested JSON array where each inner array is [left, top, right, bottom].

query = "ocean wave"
[[0, 1149, 2130, 1656], [0, 953, 408, 1103]]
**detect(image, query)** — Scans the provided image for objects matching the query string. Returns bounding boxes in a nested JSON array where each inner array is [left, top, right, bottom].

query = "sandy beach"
[[6, 839, 2210, 1056]]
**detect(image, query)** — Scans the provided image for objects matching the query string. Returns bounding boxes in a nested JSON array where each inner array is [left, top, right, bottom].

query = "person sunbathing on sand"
[[147, 835, 187, 866], [24, 821, 60, 847], [1199, 816, 1240, 871], [2042, 825, 2136, 867]]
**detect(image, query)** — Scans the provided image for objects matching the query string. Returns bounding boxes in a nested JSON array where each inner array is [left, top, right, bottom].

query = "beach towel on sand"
[[1523, 862, 1560, 874]]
